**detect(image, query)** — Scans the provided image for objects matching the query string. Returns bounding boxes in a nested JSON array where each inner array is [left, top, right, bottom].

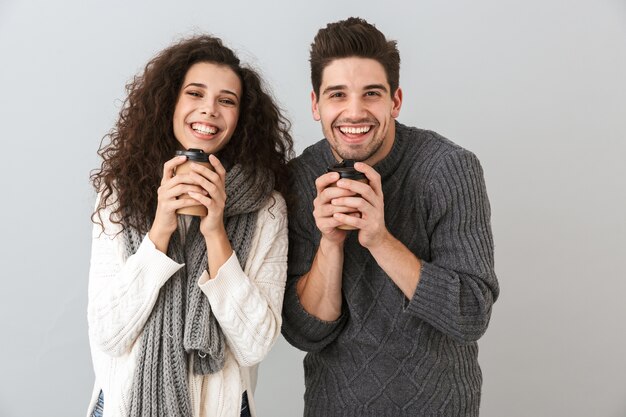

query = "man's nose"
[[344, 97, 367, 119]]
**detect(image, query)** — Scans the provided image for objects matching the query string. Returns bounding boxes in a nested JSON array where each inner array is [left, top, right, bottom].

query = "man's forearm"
[[296, 237, 345, 321], [368, 230, 422, 300]]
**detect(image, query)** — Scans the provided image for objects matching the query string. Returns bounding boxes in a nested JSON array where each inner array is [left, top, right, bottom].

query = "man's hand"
[[313, 171, 354, 244], [330, 162, 389, 249]]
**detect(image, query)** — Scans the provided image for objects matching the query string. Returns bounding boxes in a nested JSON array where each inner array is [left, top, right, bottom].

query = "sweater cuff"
[[197, 252, 247, 302], [139, 233, 185, 288], [406, 261, 453, 320], [282, 280, 345, 342]]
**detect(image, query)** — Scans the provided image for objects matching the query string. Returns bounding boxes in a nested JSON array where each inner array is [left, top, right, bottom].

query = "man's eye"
[[329, 92, 344, 98], [365, 91, 380, 97]]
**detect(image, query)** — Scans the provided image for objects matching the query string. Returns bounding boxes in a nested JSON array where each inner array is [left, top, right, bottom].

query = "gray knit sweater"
[[282, 122, 499, 417]]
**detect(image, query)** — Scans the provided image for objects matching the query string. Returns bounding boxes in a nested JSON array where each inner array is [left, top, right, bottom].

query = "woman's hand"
[[186, 154, 228, 237], [149, 155, 208, 253], [187, 154, 232, 278]]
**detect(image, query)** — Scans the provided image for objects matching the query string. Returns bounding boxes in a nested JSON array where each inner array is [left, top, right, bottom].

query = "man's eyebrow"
[[363, 84, 388, 92], [321, 85, 347, 95], [321, 84, 389, 95]]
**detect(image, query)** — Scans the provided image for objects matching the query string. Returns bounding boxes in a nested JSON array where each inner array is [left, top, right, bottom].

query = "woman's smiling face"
[[172, 62, 242, 153]]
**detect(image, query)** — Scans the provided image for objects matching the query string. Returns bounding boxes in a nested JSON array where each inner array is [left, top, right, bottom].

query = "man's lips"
[[337, 125, 372, 135], [333, 123, 377, 143]]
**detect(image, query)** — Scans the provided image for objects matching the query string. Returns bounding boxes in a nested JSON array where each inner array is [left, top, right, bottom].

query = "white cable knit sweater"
[[86, 192, 288, 417]]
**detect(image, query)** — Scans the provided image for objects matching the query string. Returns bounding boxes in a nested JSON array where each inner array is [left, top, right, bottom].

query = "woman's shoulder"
[[261, 190, 287, 213], [92, 189, 125, 238], [257, 191, 287, 224]]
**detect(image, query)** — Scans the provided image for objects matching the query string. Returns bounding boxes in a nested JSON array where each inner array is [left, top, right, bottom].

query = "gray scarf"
[[122, 164, 274, 417]]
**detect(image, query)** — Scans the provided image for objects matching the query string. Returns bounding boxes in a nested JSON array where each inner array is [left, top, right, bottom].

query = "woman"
[[87, 35, 293, 417]]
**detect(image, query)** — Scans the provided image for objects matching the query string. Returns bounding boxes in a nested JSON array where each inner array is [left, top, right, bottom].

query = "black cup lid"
[[327, 159, 366, 180], [175, 148, 210, 162]]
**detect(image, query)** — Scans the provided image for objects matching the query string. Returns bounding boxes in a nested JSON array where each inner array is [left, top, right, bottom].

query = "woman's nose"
[[200, 101, 218, 117]]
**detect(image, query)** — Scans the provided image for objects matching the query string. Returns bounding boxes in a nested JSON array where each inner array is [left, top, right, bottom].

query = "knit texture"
[[282, 122, 499, 417], [123, 164, 274, 417]]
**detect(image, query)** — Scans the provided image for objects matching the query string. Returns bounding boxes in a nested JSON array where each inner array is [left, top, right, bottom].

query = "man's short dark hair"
[[310, 17, 401, 98]]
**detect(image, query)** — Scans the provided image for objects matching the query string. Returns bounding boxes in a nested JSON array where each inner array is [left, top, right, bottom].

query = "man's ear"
[[311, 90, 321, 121], [391, 87, 403, 118]]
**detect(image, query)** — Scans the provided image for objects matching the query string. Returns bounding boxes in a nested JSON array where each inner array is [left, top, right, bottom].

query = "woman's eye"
[[186, 91, 202, 97], [220, 98, 236, 106]]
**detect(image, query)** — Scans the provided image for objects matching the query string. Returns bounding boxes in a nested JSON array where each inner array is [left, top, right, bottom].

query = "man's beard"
[[328, 129, 385, 162], [333, 138, 384, 162]]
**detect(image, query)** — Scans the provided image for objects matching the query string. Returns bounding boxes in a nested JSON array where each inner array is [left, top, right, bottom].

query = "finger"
[[162, 155, 188, 184], [336, 179, 380, 209], [319, 185, 357, 204], [190, 162, 220, 183], [314, 201, 355, 220], [186, 170, 214, 189], [331, 196, 368, 211], [208, 154, 227, 179], [171, 196, 205, 209], [317, 216, 348, 231], [315, 172, 341, 195], [166, 171, 218, 194], [354, 162, 382, 195], [187, 191, 216, 209], [161, 172, 197, 189], [187, 171, 225, 202], [164, 183, 208, 200], [188, 166, 223, 188], [333, 212, 363, 229], [335, 178, 372, 197]]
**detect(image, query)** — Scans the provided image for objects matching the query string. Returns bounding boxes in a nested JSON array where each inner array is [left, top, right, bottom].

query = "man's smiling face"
[[312, 57, 402, 164]]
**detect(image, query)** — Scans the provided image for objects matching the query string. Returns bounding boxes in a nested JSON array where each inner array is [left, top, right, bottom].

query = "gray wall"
[[0, 0, 624, 416]]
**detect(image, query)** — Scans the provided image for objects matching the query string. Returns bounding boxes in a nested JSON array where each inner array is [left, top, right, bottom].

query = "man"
[[282, 17, 499, 417]]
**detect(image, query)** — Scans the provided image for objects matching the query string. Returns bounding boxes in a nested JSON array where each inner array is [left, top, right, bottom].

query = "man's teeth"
[[192, 123, 217, 134], [339, 126, 371, 134]]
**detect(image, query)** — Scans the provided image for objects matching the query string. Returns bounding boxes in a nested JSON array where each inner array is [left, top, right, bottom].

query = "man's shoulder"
[[295, 139, 328, 161], [285, 139, 331, 194], [289, 139, 329, 173], [397, 122, 465, 155], [394, 123, 476, 176]]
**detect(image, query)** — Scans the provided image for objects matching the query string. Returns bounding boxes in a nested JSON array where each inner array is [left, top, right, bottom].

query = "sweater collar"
[[371, 120, 407, 180]]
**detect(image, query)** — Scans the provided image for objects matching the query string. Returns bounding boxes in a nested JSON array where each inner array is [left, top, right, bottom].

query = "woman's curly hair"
[[91, 35, 294, 233]]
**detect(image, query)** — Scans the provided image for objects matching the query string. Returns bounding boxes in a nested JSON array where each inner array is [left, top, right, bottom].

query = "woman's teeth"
[[192, 123, 217, 134]]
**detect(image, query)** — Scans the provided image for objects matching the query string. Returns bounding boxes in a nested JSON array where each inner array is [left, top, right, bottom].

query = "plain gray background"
[[1, 0, 624, 416]]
